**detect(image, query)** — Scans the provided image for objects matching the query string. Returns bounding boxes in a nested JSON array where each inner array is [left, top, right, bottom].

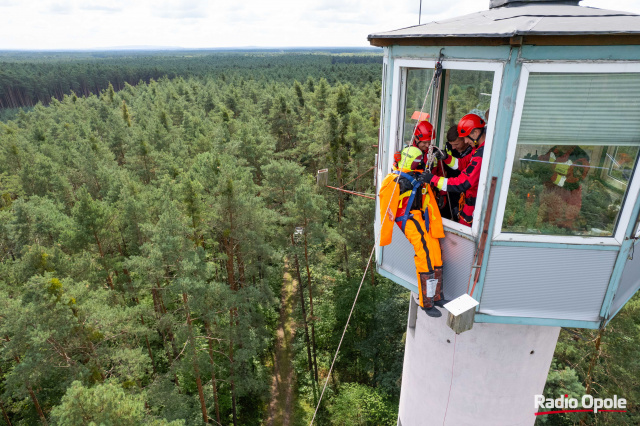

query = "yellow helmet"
[[397, 146, 424, 172]]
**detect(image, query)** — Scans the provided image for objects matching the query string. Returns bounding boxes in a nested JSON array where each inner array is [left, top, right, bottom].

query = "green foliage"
[[1, 49, 639, 426], [0, 50, 381, 111], [51, 380, 184, 425], [51, 380, 146, 425], [537, 292, 640, 425], [536, 363, 586, 425], [328, 383, 396, 425]]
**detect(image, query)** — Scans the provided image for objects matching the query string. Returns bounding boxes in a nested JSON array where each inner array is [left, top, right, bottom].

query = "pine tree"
[[120, 100, 132, 128]]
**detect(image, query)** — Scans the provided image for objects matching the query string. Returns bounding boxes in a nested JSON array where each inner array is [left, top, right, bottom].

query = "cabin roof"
[[368, 4, 640, 46]]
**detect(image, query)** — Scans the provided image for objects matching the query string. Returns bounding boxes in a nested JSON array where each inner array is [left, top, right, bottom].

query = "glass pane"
[[402, 68, 435, 149], [438, 69, 495, 227], [503, 73, 640, 237], [518, 73, 640, 146], [443, 69, 494, 131]]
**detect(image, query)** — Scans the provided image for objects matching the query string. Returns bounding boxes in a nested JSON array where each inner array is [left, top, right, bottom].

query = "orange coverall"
[[379, 172, 444, 307]]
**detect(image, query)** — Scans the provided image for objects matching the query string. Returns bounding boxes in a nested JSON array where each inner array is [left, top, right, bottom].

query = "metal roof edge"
[[368, 31, 640, 39], [367, 4, 640, 42]]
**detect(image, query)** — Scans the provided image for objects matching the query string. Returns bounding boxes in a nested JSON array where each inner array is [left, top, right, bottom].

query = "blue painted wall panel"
[[480, 246, 617, 321], [391, 45, 511, 61], [380, 225, 418, 290], [521, 45, 640, 61], [440, 231, 475, 300], [380, 229, 475, 301], [609, 241, 640, 316]]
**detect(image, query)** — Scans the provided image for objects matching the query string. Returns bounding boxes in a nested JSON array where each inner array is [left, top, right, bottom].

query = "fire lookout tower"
[[369, 0, 640, 423]]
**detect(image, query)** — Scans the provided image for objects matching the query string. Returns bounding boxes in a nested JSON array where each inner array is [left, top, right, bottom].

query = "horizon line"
[[0, 46, 380, 52]]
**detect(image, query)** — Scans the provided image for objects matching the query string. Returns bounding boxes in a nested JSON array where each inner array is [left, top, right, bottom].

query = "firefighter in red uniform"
[[419, 113, 486, 226], [439, 125, 473, 221], [393, 120, 436, 171]]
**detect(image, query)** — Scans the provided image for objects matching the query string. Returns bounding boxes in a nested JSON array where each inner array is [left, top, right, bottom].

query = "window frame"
[[389, 58, 504, 237], [493, 61, 640, 246]]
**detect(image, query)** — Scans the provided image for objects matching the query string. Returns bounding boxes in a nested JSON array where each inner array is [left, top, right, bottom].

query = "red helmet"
[[457, 114, 485, 138], [413, 121, 434, 142]]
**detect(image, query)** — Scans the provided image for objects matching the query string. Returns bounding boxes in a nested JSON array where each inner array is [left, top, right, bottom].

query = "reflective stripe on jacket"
[[433, 143, 484, 225]]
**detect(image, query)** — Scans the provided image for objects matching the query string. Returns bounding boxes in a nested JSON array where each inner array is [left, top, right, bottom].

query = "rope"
[[338, 166, 374, 190], [324, 167, 376, 200], [442, 333, 457, 426], [310, 55, 444, 425], [309, 121, 420, 426], [439, 160, 454, 220], [325, 186, 375, 200], [309, 246, 375, 425]]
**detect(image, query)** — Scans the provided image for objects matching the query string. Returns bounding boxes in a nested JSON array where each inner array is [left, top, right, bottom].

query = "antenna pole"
[[419, 0, 422, 25]]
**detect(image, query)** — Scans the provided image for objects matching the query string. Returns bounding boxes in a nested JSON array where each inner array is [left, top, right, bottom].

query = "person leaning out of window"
[[436, 125, 473, 221], [419, 113, 487, 227]]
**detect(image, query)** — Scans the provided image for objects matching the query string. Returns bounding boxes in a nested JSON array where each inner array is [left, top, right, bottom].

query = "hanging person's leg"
[[402, 211, 443, 317], [417, 212, 444, 305], [433, 266, 448, 307]]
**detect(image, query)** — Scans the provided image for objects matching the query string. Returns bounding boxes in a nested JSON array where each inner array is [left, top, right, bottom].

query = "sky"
[[1, 0, 640, 50]]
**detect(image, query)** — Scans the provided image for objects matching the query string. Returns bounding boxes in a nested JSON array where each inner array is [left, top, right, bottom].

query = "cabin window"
[[392, 60, 503, 236], [400, 68, 436, 152], [441, 69, 493, 130], [499, 66, 640, 242]]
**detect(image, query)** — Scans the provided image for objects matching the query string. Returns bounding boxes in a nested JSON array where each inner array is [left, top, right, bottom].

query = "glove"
[[418, 170, 434, 184], [434, 147, 448, 161]]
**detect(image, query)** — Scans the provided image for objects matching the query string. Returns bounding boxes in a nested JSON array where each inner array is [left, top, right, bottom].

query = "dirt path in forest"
[[266, 263, 298, 426]]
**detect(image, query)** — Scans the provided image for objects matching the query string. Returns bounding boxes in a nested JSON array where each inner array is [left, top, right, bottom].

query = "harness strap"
[[393, 171, 430, 232]]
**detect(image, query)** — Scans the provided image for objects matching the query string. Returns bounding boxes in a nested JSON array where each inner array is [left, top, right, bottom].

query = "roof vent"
[[489, 0, 581, 8]]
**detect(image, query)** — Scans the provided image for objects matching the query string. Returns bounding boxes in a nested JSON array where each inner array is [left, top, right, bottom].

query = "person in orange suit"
[[379, 145, 446, 317]]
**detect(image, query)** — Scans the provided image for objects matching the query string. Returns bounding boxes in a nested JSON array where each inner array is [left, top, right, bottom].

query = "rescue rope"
[[310, 136, 416, 426], [338, 166, 374, 190], [309, 246, 375, 425], [310, 54, 446, 425], [410, 62, 440, 166], [325, 186, 375, 200], [322, 167, 375, 200], [442, 333, 457, 426]]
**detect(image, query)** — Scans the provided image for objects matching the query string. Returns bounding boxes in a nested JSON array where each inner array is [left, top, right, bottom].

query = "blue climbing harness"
[[393, 171, 429, 232]]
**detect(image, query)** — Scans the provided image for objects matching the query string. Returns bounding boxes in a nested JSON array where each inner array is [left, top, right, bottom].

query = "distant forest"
[[0, 50, 382, 111], [0, 51, 638, 425]]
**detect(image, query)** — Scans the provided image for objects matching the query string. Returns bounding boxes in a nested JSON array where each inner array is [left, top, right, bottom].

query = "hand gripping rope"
[[309, 52, 445, 425]]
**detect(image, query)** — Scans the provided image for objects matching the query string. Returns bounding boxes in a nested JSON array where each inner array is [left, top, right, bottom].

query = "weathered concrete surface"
[[398, 293, 560, 426]]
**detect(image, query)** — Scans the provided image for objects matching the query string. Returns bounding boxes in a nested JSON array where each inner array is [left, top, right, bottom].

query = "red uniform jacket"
[[431, 142, 484, 226]]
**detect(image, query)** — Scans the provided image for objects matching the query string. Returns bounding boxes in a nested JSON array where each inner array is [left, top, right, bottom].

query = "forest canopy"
[[0, 51, 409, 425]]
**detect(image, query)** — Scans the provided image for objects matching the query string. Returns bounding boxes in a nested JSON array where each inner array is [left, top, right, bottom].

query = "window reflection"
[[503, 72, 640, 237], [505, 143, 639, 236]]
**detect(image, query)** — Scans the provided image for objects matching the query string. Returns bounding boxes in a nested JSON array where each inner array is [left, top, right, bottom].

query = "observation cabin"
[[370, 0, 640, 330]]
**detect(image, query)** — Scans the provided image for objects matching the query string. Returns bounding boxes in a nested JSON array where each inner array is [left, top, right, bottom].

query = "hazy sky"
[[1, 0, 640, 50]]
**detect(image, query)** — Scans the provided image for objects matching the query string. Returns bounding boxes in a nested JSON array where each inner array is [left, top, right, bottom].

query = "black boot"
[[434, 299, 449, 308], [421, 305, 442, 317]]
